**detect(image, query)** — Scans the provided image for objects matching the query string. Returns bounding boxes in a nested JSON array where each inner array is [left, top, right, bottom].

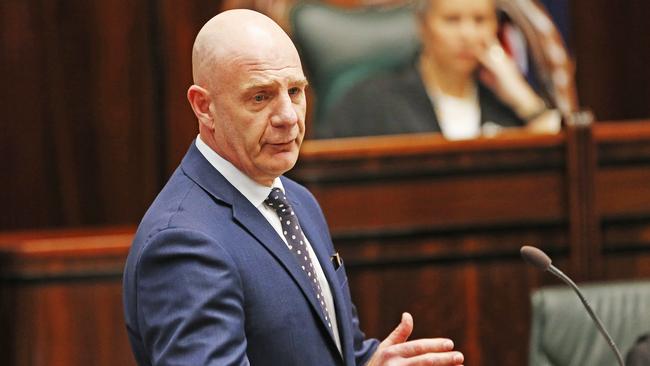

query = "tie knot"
[[264, 188, 294, 217]]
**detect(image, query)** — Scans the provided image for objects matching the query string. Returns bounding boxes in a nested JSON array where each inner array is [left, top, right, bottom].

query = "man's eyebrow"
[[241, 79, 276, 91], [241, 78, 309, 91], [291, 78, 309, 87]]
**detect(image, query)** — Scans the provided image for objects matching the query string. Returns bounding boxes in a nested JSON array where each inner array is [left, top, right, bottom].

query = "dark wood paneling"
[[0, 0, 161, 230], [312, 172, 565, 232], [158, 0, 225, 173], [0, 227, 134, 366], [594, 121, 650, 282], [571, 0, 650, 120], [2, 282, 133, 366]]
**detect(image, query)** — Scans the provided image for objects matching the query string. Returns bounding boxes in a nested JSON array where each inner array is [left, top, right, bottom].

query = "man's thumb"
[[381, 312, 413, 347]]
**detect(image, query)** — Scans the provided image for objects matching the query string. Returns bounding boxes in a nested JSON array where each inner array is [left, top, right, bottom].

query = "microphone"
[[520, 245, 625, 366]]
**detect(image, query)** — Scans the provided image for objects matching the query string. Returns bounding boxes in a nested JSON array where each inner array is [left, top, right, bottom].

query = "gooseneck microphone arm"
[[520, 246, 625, 366], [546, 265, 625, 366]]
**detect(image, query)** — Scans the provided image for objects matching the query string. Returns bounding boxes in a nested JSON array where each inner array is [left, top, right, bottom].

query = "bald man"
[[123, 9, 464, 366]]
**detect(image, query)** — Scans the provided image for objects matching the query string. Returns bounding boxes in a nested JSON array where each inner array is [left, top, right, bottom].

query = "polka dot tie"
[[264, 188, 334, 330]]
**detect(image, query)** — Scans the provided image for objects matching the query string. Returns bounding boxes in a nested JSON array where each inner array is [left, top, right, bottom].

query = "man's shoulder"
[[134, 168, 227, 245]]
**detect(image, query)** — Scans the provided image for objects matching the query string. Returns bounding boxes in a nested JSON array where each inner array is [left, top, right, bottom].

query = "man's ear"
[[187, 85, 214, 129]]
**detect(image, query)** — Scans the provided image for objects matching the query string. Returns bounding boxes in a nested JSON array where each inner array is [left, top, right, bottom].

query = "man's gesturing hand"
[[366, 313, 464, 366]]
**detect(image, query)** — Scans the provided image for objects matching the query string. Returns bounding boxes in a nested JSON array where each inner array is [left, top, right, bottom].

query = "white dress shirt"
[[428, 84, 482, 140], [195, 136, 342, 352]]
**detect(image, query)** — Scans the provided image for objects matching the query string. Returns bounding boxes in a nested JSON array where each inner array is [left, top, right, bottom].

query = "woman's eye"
[[444, 15, 460, 23]]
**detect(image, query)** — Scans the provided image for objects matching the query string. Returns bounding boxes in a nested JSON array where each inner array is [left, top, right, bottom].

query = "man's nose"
[[270, 93, 299, 127]]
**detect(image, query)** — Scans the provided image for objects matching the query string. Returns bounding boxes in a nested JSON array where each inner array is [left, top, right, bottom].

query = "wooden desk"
[[290, 130, 571, 364]]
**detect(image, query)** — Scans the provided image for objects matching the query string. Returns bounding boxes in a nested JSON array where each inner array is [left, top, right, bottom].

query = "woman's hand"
[[476, 41, 546, 118], [476, 41, 560, 133]]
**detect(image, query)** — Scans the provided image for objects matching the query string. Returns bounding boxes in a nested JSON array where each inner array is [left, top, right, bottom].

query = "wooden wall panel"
[[158, 0, 226, 174], [0, 0, 161, 230], [339, 229, 569, 365], [571, 0, 650, 120], [312, 172, 565, 231], [0, 227, 134, 366], [597, 168, 650, 218], [1, 282, 135, 366]]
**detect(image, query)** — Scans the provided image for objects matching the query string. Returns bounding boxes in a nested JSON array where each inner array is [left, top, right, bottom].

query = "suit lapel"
[[180, 142, 343, 358], [289, 192, 352, 362], [231, 198, 339, 341]]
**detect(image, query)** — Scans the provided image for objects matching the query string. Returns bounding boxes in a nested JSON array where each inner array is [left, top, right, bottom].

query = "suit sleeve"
[[135, 228, 249, 366]]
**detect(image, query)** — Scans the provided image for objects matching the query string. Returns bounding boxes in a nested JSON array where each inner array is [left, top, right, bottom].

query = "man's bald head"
[[186, 9, 307, 186], [191, 9, 300, 90]]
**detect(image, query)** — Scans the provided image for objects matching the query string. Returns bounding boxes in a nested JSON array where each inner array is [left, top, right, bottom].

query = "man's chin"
[[261, 151, 298, 173], [275, 153, 298, 168]]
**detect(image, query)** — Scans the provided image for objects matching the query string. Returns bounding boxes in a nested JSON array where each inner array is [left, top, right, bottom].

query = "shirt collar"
[[195, 135, 284, 207]]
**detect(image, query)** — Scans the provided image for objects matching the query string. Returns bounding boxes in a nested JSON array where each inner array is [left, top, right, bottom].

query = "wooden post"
[[565, 111, 599, 281]]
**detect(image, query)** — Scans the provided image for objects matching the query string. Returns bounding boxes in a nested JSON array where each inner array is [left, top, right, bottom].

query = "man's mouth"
[[269, 138, 296, 146]]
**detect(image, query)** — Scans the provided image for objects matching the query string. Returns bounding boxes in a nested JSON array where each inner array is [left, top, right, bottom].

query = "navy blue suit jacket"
[[123, 141, 378, 365]]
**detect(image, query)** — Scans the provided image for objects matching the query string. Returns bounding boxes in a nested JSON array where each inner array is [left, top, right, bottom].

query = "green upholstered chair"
[[290, 2, 420, 124], [529, 280, 650, 366]]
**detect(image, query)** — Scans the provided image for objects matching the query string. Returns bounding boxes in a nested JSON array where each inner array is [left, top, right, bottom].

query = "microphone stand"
[[547, 264, 625, 366]]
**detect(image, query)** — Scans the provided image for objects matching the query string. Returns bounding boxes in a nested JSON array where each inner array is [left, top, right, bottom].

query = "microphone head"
[[520, 245, 552, 271]]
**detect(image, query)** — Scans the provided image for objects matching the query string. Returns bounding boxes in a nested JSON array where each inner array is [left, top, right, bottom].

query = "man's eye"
[[288, 87, 301, 96], [254, 94, 266, 102]]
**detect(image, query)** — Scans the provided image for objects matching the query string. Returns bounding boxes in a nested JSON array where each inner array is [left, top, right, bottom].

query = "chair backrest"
[[290, 2, 420, 122], [529, 280, 650, 366]]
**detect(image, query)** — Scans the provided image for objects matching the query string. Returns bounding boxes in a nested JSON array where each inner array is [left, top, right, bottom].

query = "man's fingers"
[[373, 314, 463, 366], [389, 338, 455, 358], [380, 312, 413, 347], [405, 351, 464, 366]]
